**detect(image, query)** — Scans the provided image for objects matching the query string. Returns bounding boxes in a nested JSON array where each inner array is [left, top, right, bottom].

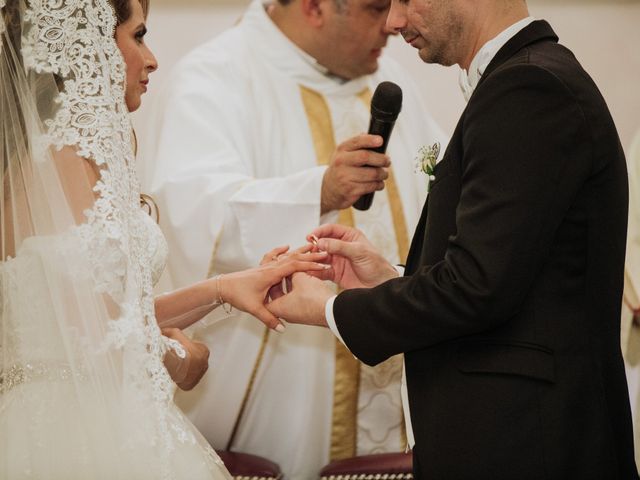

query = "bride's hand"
[[260, 244, 323, 299], [220, 249, 330, 332], [162, 327, 210, 391]]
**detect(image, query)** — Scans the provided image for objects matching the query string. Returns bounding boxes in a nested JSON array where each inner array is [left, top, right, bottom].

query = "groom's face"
[[387, 0, 466, 67]]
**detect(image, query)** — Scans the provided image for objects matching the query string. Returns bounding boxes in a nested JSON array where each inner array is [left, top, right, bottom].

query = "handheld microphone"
[[353, 81, 403, 211]]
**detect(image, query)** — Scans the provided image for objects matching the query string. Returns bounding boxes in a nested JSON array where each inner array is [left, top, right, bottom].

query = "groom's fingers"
[[305, 268, 335, 282], [309, 224, 355, 243], [317, 238, 360, 261]]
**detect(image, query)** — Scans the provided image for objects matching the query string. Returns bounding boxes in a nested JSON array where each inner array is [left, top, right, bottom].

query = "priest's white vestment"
[[142, 2, 446, 478]]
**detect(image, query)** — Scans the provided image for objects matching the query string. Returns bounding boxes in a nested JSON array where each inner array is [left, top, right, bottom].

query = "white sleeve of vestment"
[[146, 62, 328, 287]]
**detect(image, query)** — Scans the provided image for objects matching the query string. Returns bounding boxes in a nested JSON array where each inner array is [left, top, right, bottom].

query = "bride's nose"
[[145, 46, 158, 73]]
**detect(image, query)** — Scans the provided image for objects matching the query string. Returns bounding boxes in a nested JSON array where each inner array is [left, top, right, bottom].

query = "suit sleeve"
[[334, 64, 594, 365]]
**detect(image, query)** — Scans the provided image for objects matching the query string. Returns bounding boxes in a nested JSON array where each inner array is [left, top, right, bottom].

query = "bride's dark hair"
[[110, 0, 150, 24]]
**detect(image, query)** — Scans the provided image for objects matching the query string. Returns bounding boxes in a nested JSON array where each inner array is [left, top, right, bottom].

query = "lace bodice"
[[138, 210, 168, 287]]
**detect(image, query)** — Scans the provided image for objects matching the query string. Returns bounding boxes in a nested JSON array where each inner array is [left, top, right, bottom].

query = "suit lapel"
[[404, 196, 429, 275], [405, 21, 559, 277]]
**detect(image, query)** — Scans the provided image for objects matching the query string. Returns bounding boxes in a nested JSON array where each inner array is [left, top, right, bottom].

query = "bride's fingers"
[[276, 260, 330, 279], [290, 243, 315, 255], [281, 251, 328, 264], [252, 305, 286, 333], [260, 245, 290, 265]]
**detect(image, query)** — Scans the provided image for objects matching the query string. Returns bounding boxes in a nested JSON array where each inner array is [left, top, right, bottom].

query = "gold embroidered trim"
[[356, 89, 409, 263], [207, 226, 224, 279], [300, 85, 359, 460], [356, 89, 409, 449], [226, 327, 271, 451], [330, 340, 361, 460]]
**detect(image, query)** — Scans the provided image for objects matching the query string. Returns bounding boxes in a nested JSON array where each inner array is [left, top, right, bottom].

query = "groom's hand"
[[308, 224, 399, 290], [266, 273, 333, 327], [223, 249, 329, 332]]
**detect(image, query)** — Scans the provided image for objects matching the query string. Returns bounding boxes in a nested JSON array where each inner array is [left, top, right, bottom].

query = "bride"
[[0, 0, 325, 478]]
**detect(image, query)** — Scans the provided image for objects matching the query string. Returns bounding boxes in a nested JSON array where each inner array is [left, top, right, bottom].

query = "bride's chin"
[[125, 95, 142, 113]]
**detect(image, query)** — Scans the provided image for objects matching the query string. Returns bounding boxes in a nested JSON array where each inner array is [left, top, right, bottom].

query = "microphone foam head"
[[371, 81, 403, 122]]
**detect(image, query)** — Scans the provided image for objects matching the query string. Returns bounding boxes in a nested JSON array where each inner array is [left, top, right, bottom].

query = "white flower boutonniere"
[[415, 142, 441, 189]]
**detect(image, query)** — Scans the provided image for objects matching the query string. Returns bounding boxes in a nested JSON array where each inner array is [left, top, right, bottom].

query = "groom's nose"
[[386, 0, 408, 34]]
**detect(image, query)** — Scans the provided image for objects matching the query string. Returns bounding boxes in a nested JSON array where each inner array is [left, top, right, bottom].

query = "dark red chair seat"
[[319, 452, 413, 480], [216, 450, 283, 480]]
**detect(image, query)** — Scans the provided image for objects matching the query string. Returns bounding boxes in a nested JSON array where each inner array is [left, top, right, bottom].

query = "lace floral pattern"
[[19, 0, 201, 472], [0, 0, 5, 58], [0, 0, 5, 34]]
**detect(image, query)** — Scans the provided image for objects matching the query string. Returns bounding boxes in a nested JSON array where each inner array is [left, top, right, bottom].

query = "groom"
[[265, 0, 638, 478]]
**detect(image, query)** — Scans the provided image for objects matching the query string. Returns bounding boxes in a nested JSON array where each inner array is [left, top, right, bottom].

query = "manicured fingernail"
[[275, 324, 286, 333]]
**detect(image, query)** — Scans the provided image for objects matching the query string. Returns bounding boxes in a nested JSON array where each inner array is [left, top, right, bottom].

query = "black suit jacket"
[[334, 21, 637, 479]]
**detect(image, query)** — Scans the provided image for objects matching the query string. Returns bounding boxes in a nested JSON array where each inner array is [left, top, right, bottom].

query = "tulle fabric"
[[0, 1, 230, 478]]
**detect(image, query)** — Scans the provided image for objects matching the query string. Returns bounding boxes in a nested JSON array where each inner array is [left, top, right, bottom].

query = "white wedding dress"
[[0, 213, 232, 480], [0, 0, 232, 478]]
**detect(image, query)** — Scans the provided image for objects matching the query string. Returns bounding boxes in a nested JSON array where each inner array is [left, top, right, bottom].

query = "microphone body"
[[353, 117, 396, 210], [353, 81, 403, 211]]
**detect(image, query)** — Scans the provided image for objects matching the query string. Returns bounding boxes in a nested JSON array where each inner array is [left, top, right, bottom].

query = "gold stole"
[[300, 85, 410, 460]]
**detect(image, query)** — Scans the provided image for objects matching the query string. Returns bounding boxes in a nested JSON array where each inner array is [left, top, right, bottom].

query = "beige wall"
[[136, 0, 640, 155]]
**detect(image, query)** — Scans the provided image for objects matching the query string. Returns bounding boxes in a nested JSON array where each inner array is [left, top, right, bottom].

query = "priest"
[[142, 0, 445, 478]]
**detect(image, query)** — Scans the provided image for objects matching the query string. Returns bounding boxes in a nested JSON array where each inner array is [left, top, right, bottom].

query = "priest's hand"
[[266, 273, 333, 328], [308, 224, 399, 290], [321, 134, 390, 215], [162, 328, 210, 391]]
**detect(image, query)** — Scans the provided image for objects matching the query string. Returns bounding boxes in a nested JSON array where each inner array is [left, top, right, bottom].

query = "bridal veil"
[[0, 1, 226, 478]]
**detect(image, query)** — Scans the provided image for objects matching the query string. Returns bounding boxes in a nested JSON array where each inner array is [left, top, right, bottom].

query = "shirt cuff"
[[325, 294, 347, 346], [394, 265, 405, 277]]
